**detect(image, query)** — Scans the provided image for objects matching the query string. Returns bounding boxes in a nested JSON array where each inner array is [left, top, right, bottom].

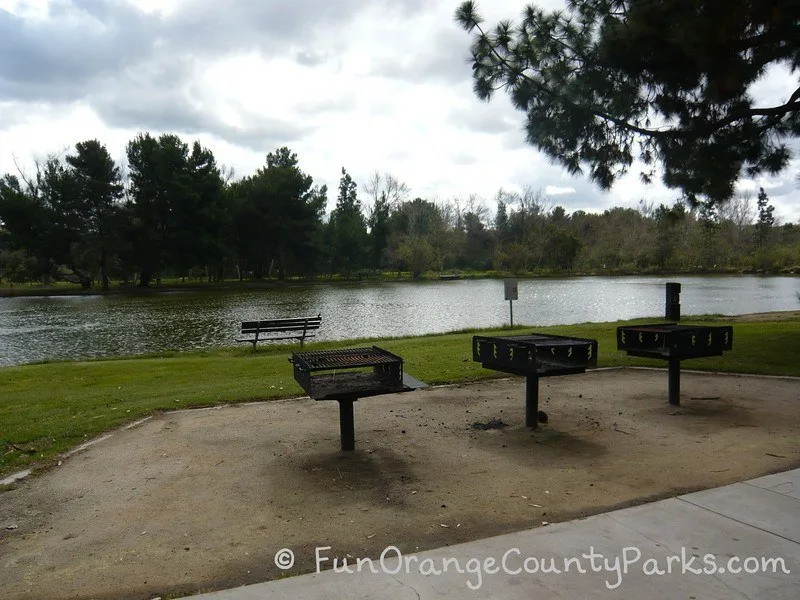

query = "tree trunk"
[[278, 245, 289, 281], [139, 269, 153, 288], [100, 250, 110, 291]]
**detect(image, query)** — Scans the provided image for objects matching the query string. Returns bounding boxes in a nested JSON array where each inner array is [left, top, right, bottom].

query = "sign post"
[[504, 279, 518, 327]]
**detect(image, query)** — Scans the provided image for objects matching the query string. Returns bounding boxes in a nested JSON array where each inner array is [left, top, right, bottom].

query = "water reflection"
[[0, 275, 797, 366]]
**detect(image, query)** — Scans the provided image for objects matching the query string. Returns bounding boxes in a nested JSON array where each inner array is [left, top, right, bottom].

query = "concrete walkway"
[[181, 469, 799, 599]]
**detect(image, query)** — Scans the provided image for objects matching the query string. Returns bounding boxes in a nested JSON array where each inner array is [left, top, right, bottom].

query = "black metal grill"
[[473, 332, 598, 377], [290, 346, 407, 451], [472, 332, 598, 428], [617, 323, 733, 406], [616, 324, 733, 360]]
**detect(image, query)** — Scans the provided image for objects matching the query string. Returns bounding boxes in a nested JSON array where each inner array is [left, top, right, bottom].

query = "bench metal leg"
[[668, 358, 681, 406], [525, 376, 539, 429], [338, 400, 356, 451]]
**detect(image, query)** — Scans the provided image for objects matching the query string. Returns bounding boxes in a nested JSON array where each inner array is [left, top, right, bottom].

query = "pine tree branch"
[[470, 19, 669, 139]]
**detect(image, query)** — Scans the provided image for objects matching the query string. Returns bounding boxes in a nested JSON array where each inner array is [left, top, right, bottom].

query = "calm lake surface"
[[0, 275, 797, 367]]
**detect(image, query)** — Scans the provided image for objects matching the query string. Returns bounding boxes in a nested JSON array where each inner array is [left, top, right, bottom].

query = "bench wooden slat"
[[242, 318, 321, 329], [241, 327, 318, 335], [241, 322, 321, 331]]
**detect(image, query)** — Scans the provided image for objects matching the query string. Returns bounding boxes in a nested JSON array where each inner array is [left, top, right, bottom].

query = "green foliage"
[[63, 140, 124, 289], [397, 235, 436, 278], [328, 168, 368, 275], [455, 1, 800, 206], [0, 248, 37, 283], [2, 129, 799, 287], [0, 148, 124, 288], [126, 133, 226, 286], [368, 192, 391, 269], [230, 147, 326, 280], [755, 187, 776, 250]]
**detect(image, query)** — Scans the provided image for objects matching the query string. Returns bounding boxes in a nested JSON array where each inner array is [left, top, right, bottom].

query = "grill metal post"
[[668, 358, 681, 406], [525, 376, 540, 428], [338, 400, 356, 451]]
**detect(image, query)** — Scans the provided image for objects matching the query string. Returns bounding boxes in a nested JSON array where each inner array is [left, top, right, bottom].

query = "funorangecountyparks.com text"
[[303, 545, 792, 590]]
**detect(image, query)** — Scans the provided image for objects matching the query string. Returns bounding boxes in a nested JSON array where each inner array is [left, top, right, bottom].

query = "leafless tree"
[[362, 170, 409, 218]]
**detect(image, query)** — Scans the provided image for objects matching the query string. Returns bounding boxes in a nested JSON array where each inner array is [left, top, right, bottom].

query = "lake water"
[[0, 275, 797, 367]]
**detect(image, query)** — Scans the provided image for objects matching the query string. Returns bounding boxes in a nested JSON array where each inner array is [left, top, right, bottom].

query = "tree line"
[[0, 134, 798, 289]]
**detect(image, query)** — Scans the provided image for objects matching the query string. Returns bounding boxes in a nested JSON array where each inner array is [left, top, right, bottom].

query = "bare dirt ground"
[[1, 368, 799, 600]]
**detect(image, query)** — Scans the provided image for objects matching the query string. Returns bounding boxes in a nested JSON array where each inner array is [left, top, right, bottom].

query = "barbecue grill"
[[472, 333, 598, 428], [290, 346, 424, 450], [617, 323, 733, 405]]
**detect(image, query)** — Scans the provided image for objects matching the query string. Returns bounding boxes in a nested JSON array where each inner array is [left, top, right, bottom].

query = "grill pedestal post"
[[668, 358, 681, 406], [525, 376, 539, 429], [338, 400, 356, 451]]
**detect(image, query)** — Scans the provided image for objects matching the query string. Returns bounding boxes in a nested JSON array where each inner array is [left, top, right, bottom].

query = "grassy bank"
[[1, 315, 798, 477]]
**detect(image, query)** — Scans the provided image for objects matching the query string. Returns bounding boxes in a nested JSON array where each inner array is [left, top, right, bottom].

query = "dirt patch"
[[468, 417, 509, 430], [1, 368, 799, 600]]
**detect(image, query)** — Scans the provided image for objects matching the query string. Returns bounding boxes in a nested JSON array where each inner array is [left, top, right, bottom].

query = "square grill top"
[[291, 346, 402, 372], [290, 346, 405, 401]]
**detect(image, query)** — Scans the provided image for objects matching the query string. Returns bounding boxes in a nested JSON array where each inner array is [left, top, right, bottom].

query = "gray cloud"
[[0, 0, 472, 145], [294, 92, 358, 117], [0, 1, 155, 101], [89, 74, 310, 152], [158, 0, 370, 57], [0, 0, 381, 132], [450, 104, 519, 136], [451, 151, 478, 166], [371, 26, 472, 85], [506, 162, 623, 213], [294, 50, 331, 68]]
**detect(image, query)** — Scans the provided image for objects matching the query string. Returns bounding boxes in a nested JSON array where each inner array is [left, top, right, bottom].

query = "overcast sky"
[[1, 0, 799, 222]]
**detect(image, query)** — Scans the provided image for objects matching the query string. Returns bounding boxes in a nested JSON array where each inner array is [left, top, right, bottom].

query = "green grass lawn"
[[1, 315, 798, 477]]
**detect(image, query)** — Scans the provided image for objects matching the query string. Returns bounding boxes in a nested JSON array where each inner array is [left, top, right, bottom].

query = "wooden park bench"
[[237, 314, 322, 349]]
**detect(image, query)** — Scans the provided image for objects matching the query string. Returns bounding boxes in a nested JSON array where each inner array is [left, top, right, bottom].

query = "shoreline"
[[1, 270, 797, 298], [0, 309, 798, 370]]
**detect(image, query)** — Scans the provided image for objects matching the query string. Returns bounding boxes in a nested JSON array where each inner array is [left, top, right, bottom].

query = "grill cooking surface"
[[291, 347, 400, 371], [291, 346, 404, 401]]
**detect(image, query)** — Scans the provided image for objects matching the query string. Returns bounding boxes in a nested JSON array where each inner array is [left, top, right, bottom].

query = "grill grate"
[[291, 345, 405, 402], [291, 346, 401, 371]]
